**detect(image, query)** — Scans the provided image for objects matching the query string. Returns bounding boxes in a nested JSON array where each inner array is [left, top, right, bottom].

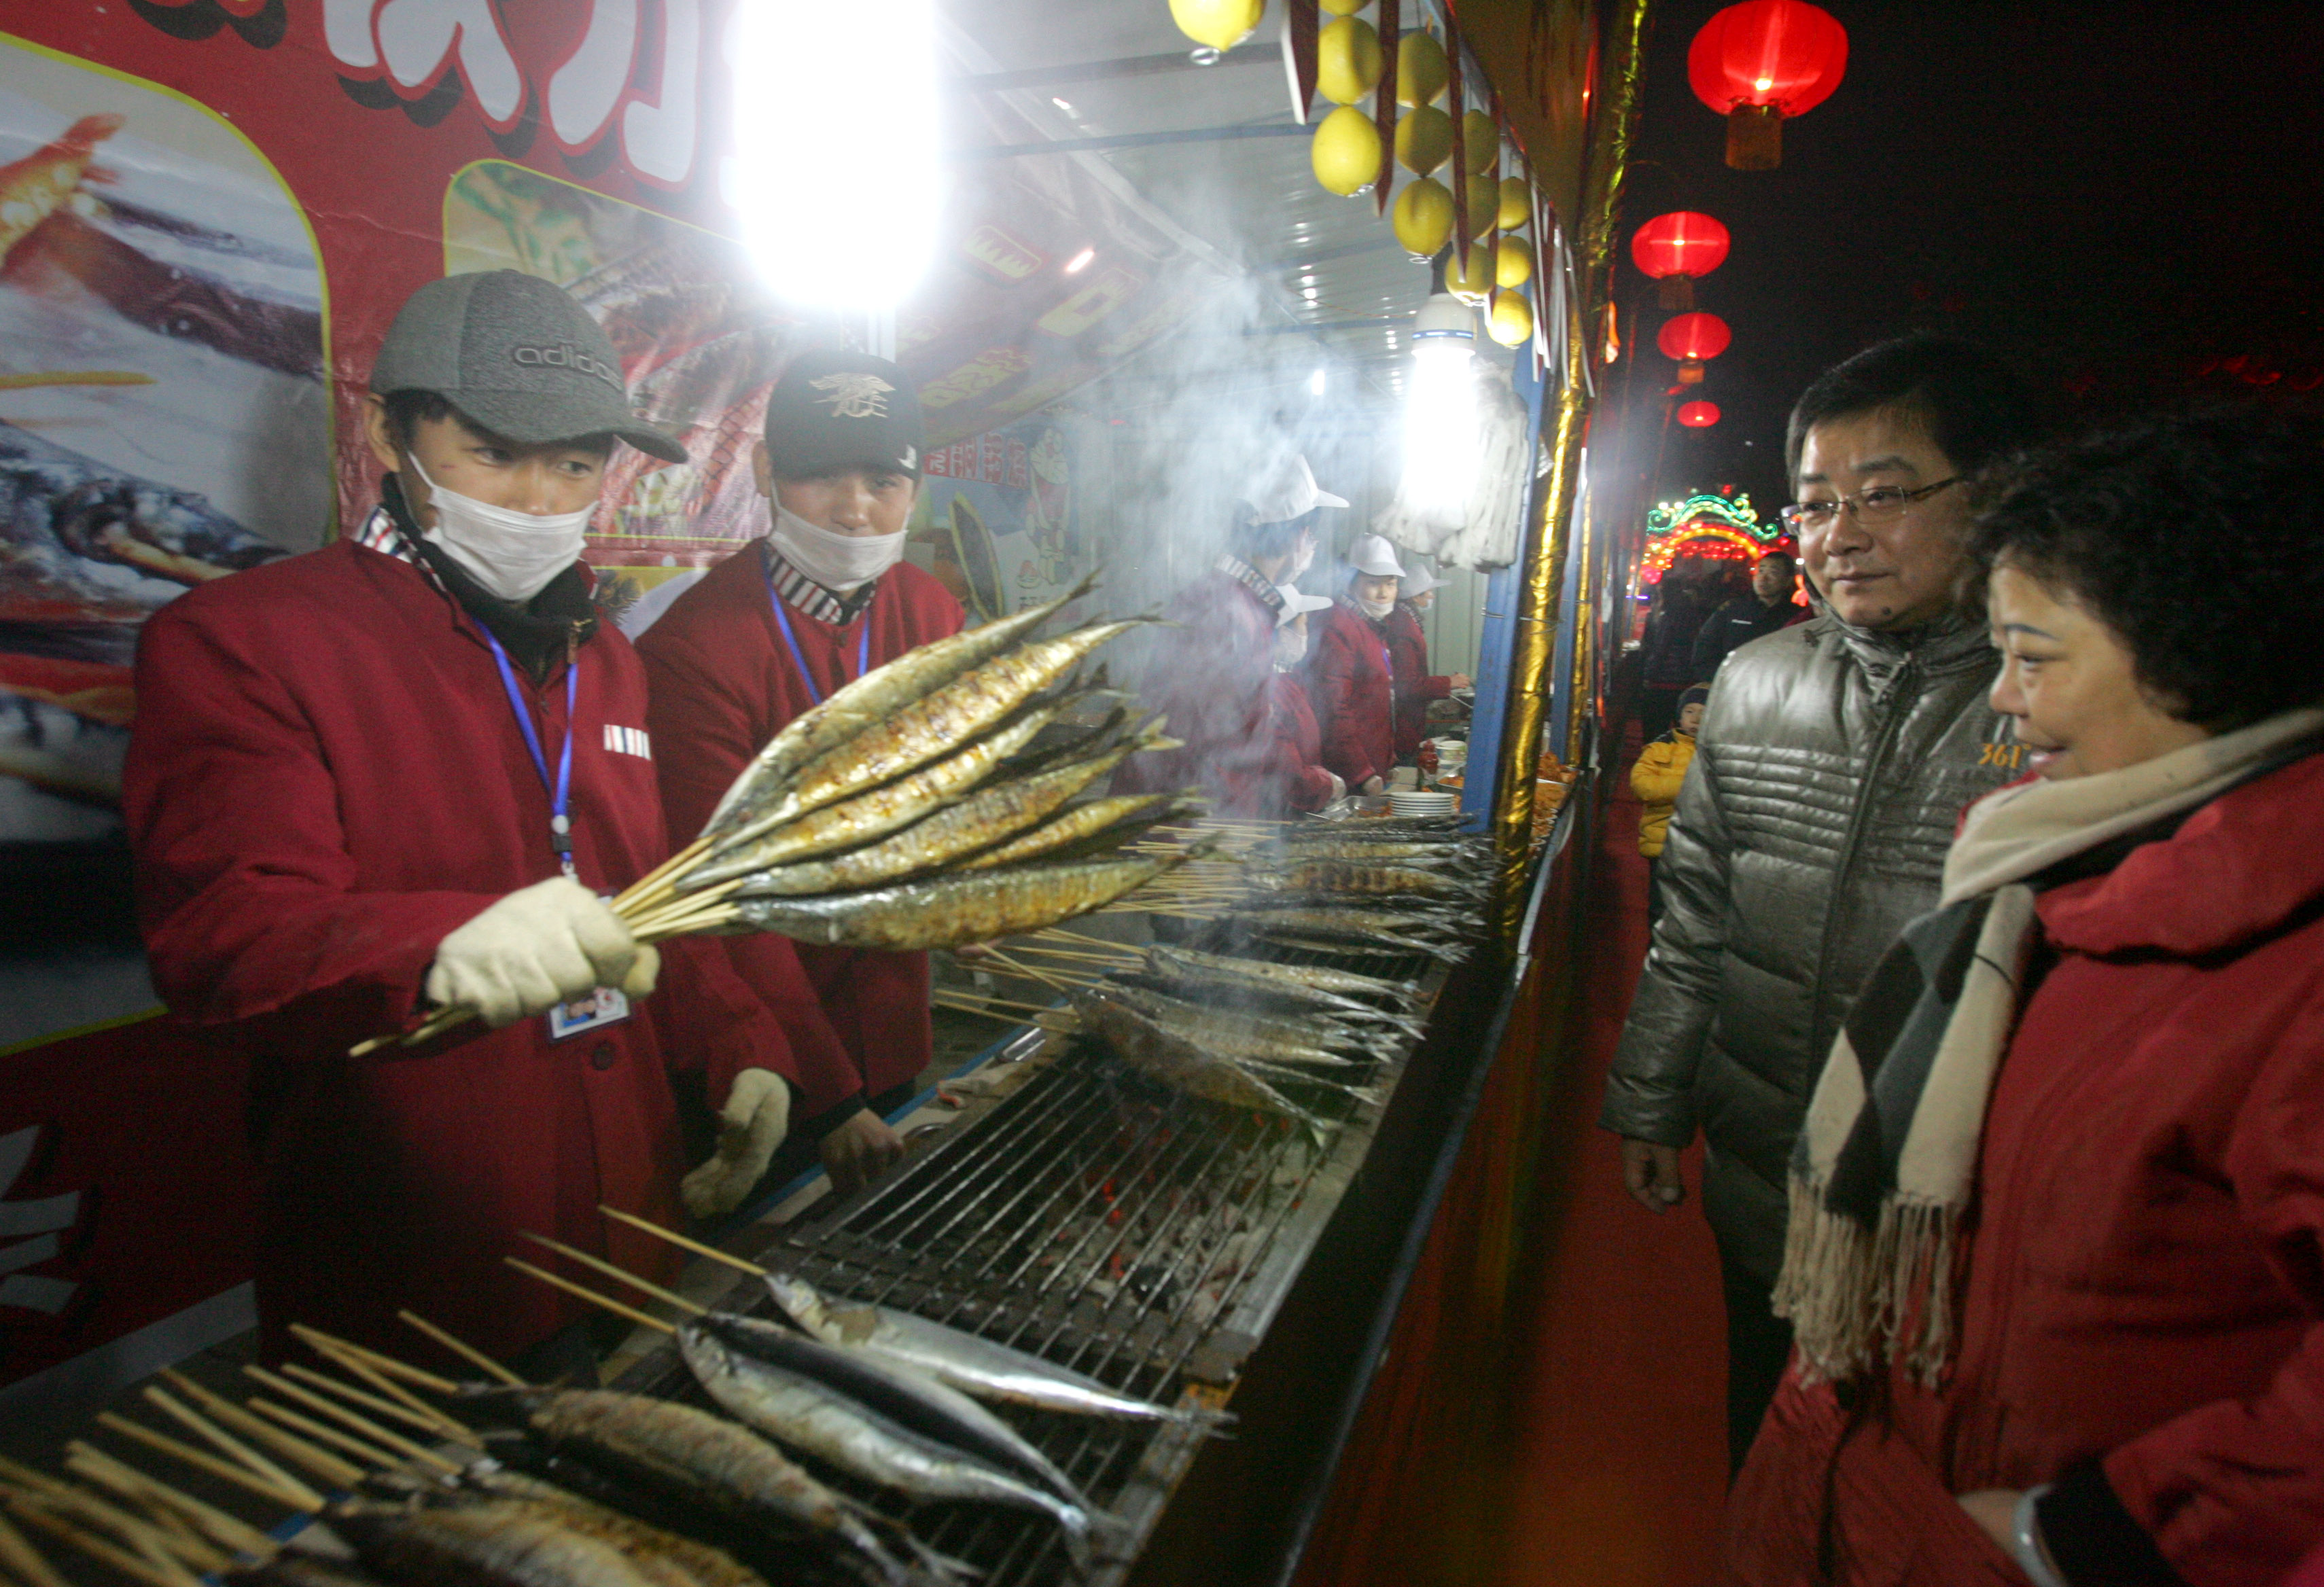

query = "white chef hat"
[[1346, 533, 1407, 578], [1239, 453, 1350, 524], [1273, 582, 1335, 627], [1398, 558, 1442, 599]]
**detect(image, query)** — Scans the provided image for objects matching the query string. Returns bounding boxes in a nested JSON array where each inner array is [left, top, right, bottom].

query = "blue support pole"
[[1460, 346, 1549, 831]]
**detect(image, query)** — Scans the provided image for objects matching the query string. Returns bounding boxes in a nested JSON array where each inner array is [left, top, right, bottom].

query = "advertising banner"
[[0, 0, 1214, 1397]]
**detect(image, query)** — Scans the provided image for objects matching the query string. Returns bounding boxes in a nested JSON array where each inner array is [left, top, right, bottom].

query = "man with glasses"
[[1691, 550, 1806, 679], [1600, 335, 2039, 1472]]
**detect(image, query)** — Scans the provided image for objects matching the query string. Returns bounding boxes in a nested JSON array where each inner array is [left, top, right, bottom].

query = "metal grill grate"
[[624, 935, 1444, 1587]]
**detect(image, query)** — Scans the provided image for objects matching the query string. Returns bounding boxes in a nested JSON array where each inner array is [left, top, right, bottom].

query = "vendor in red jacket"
[[1119, 454, 1349, 817], [1382, 560, 1471, 763], [121, 272, 806, 1369], [638, 351, 962, 1197], [1310, 533, 1406, 794], [1262, 584, 1343, 815]]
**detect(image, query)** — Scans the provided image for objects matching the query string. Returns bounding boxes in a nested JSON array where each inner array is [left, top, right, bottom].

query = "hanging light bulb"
[[1401, 293, 1481, 521], [731, 0, 939, 308]]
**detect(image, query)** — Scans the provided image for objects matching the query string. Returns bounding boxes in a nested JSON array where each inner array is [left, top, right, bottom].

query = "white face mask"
[[1273, 625, 1308, 670], [1356, 594, 1395, 622], [1289, 535, 1317, 581], [771, 503, 906, 592], [407, 453, 593, 605]]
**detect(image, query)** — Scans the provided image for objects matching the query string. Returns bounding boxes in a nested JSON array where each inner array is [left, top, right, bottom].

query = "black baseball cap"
[[761, 348, 924, 479], [370, 270, 686, 463]]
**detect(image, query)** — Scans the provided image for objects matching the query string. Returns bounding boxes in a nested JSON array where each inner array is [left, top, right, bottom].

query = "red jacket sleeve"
[[1260, 686, 1335, 814], [639, 632, 866, 1120], [1314, 620, 1383, 790], [122, 603, 491, 1048], [2104, 988, 2324, 1586]]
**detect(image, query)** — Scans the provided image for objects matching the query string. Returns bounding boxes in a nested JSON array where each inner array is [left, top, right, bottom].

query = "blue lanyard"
[[485, 632, 578, 878], [766, 567, 873, 708]]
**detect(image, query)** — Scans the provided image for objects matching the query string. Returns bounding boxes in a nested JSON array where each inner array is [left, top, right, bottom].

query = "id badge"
[[547, 986, 631, 1040]]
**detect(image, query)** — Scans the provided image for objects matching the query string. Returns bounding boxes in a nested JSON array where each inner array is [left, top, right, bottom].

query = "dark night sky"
[[1603, 0, 2324, 511]]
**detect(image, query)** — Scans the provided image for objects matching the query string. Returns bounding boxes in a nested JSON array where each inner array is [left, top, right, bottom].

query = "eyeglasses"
[[1780, 476, 1960, 533]]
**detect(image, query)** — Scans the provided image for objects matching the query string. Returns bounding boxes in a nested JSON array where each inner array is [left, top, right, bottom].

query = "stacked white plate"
[[1390, 789, 1459, 818]]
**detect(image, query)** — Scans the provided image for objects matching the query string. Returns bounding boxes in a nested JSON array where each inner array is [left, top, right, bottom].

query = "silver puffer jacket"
[[1600, 607, 2022, 1281]]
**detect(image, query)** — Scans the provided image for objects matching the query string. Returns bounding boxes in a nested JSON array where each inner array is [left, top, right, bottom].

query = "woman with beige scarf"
[[1726, 408, 2324, 1587]]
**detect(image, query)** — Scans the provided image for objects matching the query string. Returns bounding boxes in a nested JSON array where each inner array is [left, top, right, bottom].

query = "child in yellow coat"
[[1632, 683, 1708, 923]]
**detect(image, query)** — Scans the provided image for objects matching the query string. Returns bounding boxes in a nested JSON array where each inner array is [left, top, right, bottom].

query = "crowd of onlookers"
[[1596, 332, 2324, 1586]]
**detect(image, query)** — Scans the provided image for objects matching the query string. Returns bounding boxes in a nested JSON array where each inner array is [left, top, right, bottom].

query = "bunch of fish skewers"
[[362, 575, 1202, 1055], [934, 815, 1491, 1131], [0, 1212, 1223, 1587]]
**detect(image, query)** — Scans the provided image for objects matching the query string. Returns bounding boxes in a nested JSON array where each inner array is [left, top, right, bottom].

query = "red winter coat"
[[638, 546, 964, 1121], [1263, 673, 1336, 815], [1309, 599, 1398, 791], [1115, 567, 1279, 819], [122, 535, 798, 1364], [1383, 602, 1451, 764], [1727, 748, 2324, 1587]]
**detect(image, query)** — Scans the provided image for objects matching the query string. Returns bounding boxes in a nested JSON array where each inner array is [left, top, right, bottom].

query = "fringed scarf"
[[1774, 707, 2324, 1387]]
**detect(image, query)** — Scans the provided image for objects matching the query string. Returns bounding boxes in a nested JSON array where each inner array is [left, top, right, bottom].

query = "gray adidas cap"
[[370, 270, 686, 463]]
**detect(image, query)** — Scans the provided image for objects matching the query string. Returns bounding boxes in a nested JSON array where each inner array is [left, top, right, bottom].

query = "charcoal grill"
[[614, 932, 1451, 1587]]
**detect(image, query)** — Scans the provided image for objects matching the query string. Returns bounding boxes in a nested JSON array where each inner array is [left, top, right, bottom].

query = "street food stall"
[[0, 0, 1647, 1582]]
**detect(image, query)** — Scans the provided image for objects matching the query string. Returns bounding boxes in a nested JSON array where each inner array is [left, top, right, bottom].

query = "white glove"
[[681, 1068, 792, 1218], [1325, 771, 1347, 803], [425, 876, 655, 1029]]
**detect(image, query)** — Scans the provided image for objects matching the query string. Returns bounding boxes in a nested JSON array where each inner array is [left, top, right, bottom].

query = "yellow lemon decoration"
[[1397, 31, 1449, 106], [1461, 110, 1499, 174], [1489, 289, 1535, 347], [1392, 177, 1454, 257], [1495, 236, 1534, 288], [1443, 241, 1492, 303], [1394, 105, 1451, 176], [1320, 0, 1368, 12], [1463, 171, 1500, 236], [1316, 18, 1383, 105], [1311, 105, 1382, 196], [1496, 176, 1531, 231], [1169, 0, 1263, 51]]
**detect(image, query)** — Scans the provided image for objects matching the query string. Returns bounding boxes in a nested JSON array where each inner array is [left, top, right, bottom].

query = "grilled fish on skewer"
[[457, 1387, 934, 1587], [676, 1326, 1101, 1571], [957, 792, 1185, 871], [1256, 861, 1488, 899], [729, 849, 1199, 951], [328, 1502, 667, 1587], [694, 1313, 1091, 1514], [685, 702, 1062, 886], [724, 725, 1172, 899], [715, 617, 1155, 851], [229, 1556, 391, 1587], [702, 569, 1098, 840], [1071, 988, 1332, 1128], [1139, 946, 1424, 1011], [1099, 983, 1384, 1066], [1261, 838, 1487, 866], [1271, 815, 1466, 842], [429, 1469, 771, 1587], [762, 1272, 1224, 1429]]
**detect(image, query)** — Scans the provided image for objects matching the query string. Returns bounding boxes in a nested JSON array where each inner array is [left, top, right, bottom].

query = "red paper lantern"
[[1678, 400, 1721, 428], [1631, 212, 1731, 309], [1689, 0, 1848, 171], [1657, 312, 1732, 363]]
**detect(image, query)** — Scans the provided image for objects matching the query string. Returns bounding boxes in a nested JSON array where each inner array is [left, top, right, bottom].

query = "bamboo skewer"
[[128, 1387, 323, 1512], [277, 1363, 448, 1438], [520, 1233, 703, 1318], [288, 1325, 460, 1397], [155, 1371, 365, 1493], [31, 1469, 231, 1577], [597, 1205, 764, 1277], [244, 1395, 419, 1478], [297, 1341, 478, 1448], [972, 946, 1082, 995], [90, 1412, 294, 1510], [503, 1258, 673, 1337], [4, 1496, 198, 1587], [63, 1442, 277, 1560], [54, 1453, 225, 1567], [399, 1310, 529, 1388], [0, 1509, 71, 1587], [246, 1363, 457, 1473]]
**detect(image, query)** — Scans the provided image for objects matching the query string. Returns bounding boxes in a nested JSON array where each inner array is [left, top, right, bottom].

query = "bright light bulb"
[[1064, 247, 1096, 274], [1754, 75, 1774, 91], [1401, 296, 1482, 522], [1309, 368, 1326, 396], [732, 0, 938, 310]]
